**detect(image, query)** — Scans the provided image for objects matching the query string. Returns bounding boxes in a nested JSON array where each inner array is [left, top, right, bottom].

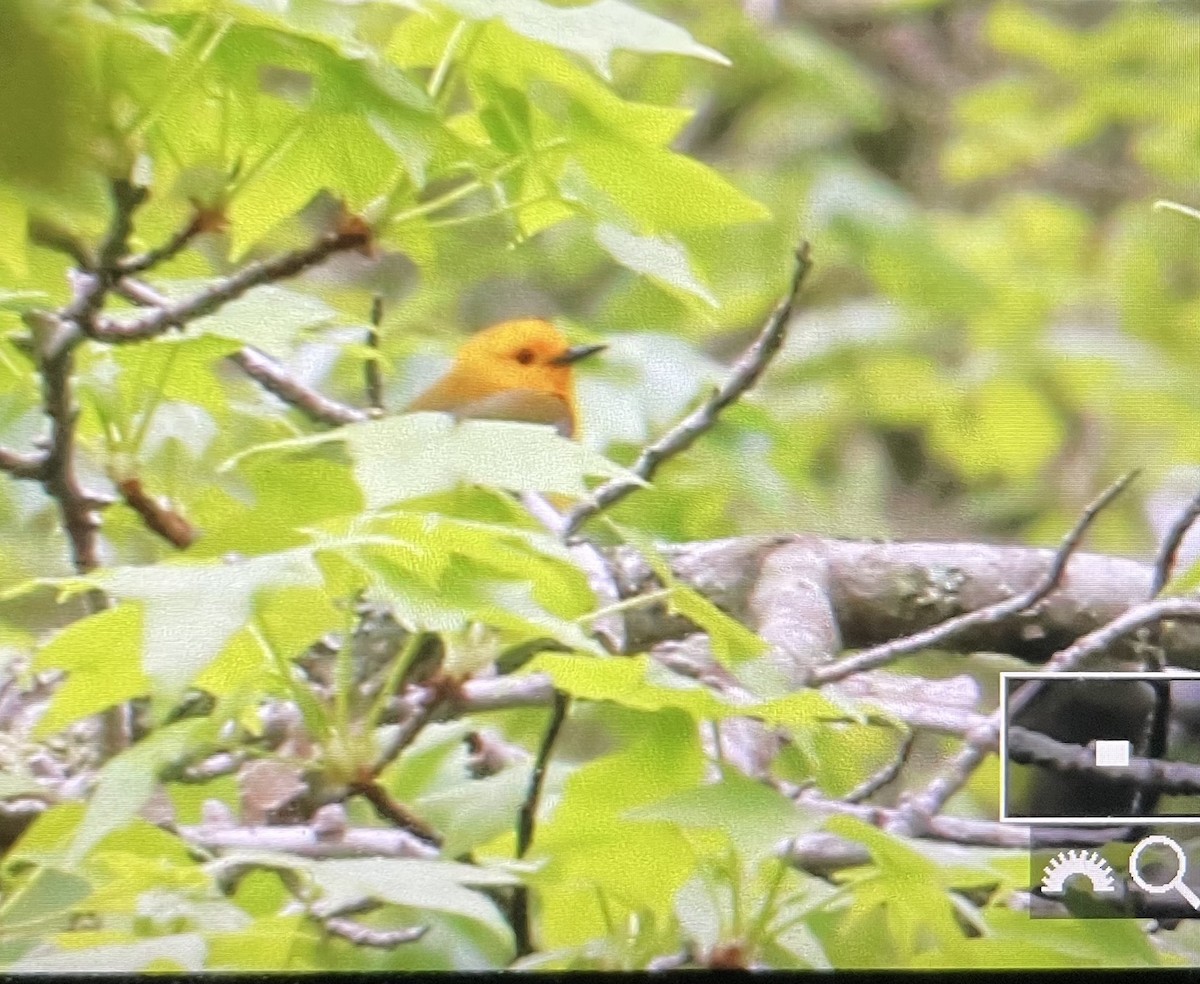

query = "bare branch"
[[809, 470, 1140, 685], [116, 205, 225, 277], [562, 241, 812, 538], [1038, 596, 1200, 677], [117, 477, 198, 550], [177, 821, 439, 859], [351, 779, 442, 847], [230, 348, 368, 427], [778, 790, 1121, 876], [366, 294, 385, 415], [323, 917, 428, 949], [31, 315, 102, 574], [1007, 723, 1200, 798], [0, 446, 47, 480], [1132, 486, 1200, 814], [92, 227, 370, 343], [113, 277, 366, 427], [842, 728, 915, 804], [1150, 484, 1200, 597], [62, 178, 148, 328], [111, 276, 170, 308], [512, 691, 569, 957]]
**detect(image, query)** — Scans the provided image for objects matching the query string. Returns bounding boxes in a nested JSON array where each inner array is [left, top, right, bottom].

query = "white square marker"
[[1094, 740, 1131, 768]]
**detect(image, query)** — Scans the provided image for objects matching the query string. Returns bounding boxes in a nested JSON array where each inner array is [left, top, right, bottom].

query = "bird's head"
[[452, 319, 606, 399]]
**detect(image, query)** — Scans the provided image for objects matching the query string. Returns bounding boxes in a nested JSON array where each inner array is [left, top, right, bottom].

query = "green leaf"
[[822, 815, 966, 959], [564, 141, 771, 231], [68, 720, 206, 865], [0, 190, 29, 278], [440, 0, 729, 80], [312, 510, 599, 648], [216, 853, 518, 947], [472, 79, 534, 155], [0, 290, 46, 311], [152, 282, 338, 360], [417, 764, 532, 858], [593, 223, 717, 307], [134, 16, 441, 256], [205, 917, 311, 972], [221, 413, 637, 508], [95, 550, 323, 697], [527, 652, 739, 717], [531, 705, 704, 949], [630, 770, 817, 863], [0, 866, 91, 937], [460, 23, 693, 147], [9, 935, 208, 973], [32, 605, 150, 738], [910, 907, 1163, 969], [191, 456, 365, 558], [0, 3, 108, 213]]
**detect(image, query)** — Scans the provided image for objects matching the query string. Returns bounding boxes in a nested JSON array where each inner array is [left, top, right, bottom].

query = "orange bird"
[[405, 319, 605, 438]]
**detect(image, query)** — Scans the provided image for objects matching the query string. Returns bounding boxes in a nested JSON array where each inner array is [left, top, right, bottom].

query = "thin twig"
[[515, 691, 569, 860], [366, 295, 385, 415], [562, 242, 813, 538], [809, 470, 1141, 686], [1150, 485, 1200, 596], [512, 689, 570, 957], [26, 180, 154, 575], [352, 780, 442, 847], [781, 789, 1123, 861], [371, 675, 454, 776], [119, 262, 369, 426], [842, 729, 915, 805], [0, 447, 47, 479], [117, 476, 198, 549], [116, 206, 221, 276], [63, 179, 148, 328], [323, 917, 428, 949], [874, 474, 1139, 830], [92, 227, 370, 343], [230, 348, 368, 426], [1040, 597, 1200, 677], [1133, 488, 1200, 815]]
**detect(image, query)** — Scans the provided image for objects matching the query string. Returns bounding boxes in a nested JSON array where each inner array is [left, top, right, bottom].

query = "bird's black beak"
[[551, 343, 607, 366]]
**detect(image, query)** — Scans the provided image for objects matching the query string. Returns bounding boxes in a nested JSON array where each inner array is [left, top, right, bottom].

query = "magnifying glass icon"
[[1129, 835, 1200, 910]]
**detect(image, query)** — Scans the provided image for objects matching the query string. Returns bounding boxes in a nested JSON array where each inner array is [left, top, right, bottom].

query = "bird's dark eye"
[[515, 348, 535, 365]]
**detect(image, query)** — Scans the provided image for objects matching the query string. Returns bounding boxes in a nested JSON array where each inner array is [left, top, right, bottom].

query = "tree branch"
[[562, 242, 812, 538], [808, 470, 1139, 686], [92, 227, 370, 343], [178, 819, 439, 859], [0, 446, 47, 480], [323, 917, 427, 949], [1150, 483, 1200, 596], [230, 348, 368, 427], [116, 205, 225, 277], [1007, 723, 1200, 798]]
